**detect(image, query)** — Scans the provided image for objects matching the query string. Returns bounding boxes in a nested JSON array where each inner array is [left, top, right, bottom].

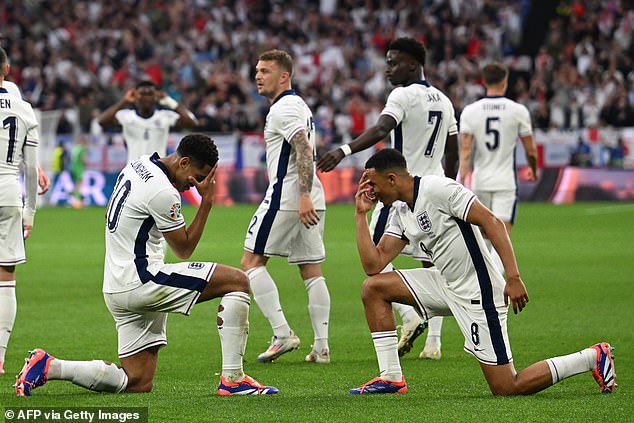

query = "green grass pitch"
[[1, 202, 633, 422]]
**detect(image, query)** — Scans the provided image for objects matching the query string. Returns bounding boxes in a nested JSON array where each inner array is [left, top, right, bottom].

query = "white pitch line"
[[585, 204, 634, 215]]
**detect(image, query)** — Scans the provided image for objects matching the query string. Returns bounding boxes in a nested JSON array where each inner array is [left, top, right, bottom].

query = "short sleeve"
[[385, 209, 409, 242], [160, 110, 181, 127], [272, 101, 305, 142], [427, 176, 477, 221], [147, 188, 186, 232], [380, 87, 407, 125], [459, 105, 474, 135], [517, 104, 533, 137], [114, 109, 134, 125]]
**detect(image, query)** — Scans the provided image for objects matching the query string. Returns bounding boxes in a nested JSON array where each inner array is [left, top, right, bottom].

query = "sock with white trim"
[[304, 276, 330, 352], [48, 359, 128, 392], [545, 348, 596, 383], [372, 330, 402, 382], [247, 267, 292, 338], [218, 291, 250, 382], [0, 280, 17, 364]]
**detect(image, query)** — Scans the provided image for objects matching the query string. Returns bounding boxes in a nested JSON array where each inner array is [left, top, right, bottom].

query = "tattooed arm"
[[290, 129, 320, 228]]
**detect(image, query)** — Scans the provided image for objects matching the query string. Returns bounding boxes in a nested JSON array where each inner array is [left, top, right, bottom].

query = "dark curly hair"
[[388, 37, 426, 66], [365, 148, 408, 173], [177, 134, 219, 168]]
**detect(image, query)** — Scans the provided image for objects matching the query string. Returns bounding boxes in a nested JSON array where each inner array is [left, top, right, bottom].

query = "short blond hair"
[[259, 49, 294, 76]]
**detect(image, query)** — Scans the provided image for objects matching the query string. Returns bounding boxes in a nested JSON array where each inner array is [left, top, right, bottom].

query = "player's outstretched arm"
[[97, 90, 136, 128], [163, 164, 217, 259], [465, 199, 528, 313], [317, 114, 397, 172], [458, 133, 474, 185], [354, 172, 404, 275]]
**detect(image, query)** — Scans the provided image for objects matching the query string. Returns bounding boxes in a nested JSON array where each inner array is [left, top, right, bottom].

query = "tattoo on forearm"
[[290, 130, 313, 194]]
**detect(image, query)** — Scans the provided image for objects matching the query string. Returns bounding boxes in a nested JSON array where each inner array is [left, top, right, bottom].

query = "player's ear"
[[179, 156, 191, 169]]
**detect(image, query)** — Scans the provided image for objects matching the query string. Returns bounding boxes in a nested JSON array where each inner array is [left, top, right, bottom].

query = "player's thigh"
[[393, 268, 451, 321], [449, 302, 512, 366], [198, 264, 249, 302], [362, 271, 415, 305], [104, 292, 169, 361], [289, 210, 326, 265], [0, 206, 26, 267]]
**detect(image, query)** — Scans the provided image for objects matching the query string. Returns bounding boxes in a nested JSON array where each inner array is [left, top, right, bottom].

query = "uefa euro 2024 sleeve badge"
[[169, 203, 181, 220], [417, 211, 432, 233]]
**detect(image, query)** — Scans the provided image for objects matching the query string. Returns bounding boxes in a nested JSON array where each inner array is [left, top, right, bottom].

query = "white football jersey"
[[262, 89, 325, 211], [460, 96, 533, 191], [103, 153, 185, 293], [0, 89, 39, 214], [385, 175, 506, 308], [114, 108, 180, 163], [381, 80, 458, 177]]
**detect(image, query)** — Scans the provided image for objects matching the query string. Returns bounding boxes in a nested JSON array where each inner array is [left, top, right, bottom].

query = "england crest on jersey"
[[417, 211, 432, 232]]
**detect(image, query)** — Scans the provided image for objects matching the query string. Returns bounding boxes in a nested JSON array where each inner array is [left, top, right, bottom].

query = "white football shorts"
[[103, 261, 216, 358], [474, 189, 518, 224], [244, 205, 325, 264], [395, 267, 513, 365], [0, 206, 26, 266]]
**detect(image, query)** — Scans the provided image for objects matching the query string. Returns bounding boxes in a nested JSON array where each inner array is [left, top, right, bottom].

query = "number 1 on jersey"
[[3, 116, 17, 163]]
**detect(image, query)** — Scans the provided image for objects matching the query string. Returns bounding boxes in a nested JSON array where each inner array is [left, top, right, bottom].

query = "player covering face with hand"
[[348, 148, 615, 396], [15, 134, 278, 397]]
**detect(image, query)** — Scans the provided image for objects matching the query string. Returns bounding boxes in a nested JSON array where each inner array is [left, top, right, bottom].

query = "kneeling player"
[[15, 135, 277, 396], [349, 149, 615, 395]]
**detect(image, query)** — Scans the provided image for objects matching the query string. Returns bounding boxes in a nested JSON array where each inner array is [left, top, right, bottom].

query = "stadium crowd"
[[1, 0, 633, 154]]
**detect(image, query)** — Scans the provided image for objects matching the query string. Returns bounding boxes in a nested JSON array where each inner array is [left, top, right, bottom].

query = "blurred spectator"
[[0, 0, 632, 146]]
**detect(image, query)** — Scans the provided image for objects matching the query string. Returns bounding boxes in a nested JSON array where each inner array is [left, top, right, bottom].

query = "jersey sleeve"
[[427, 176, 477, 221], [447, 102, 458, 135], [114, 109, 133, 125], [385, 208, 409, 242], [517, 104, 533, 137], [380, 87, 407, 124], [160, 110, 181, 127], [459, 105, 474, 135], [272, 101, 306, 142], [147, 188, 186, 232]]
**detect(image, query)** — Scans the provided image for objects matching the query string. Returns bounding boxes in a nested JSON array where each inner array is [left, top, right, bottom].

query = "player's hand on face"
[[189, 164, 218, 207], [124, 89, 137, 104], [316, 148, 345, 172], [298, 194, 320, 228], [503, 275, 529, 314], [355, 171, 376, 214]]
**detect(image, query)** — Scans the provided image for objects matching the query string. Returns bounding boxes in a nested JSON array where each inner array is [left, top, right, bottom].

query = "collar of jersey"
[[404, 80, 431, 87], [484, 95, 505, 99], [410, 176, 421, 212], [135, 108, 156, 118], [272, 89, 296, 105], [149, 152, 171, 179], [0, 87, 8, 94]]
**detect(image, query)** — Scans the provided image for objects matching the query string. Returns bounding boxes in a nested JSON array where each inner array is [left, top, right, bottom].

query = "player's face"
[[365, 169, 398, 205], [385, 50, 412, 86], [172, 158, 213, 192], [136, 86, 157, 110], [255, 60, 286, 99]]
